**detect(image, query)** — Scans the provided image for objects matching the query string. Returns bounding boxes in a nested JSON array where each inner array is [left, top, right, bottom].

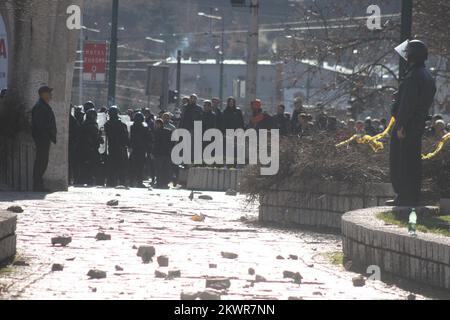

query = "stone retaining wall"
[[186, 167, 242, 191], [0, 211, 17, 265], [0, 136, 35, 191], [259, 179, 394, 230], [342, 207, 450, 291]]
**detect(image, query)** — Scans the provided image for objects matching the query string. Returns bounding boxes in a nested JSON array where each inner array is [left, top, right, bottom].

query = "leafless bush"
[[241, 134, 450, 202]]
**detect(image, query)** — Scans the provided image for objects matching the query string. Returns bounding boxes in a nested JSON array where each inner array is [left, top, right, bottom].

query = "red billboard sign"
[[0, 15, 8, 89], [83, 42, 107, 82]]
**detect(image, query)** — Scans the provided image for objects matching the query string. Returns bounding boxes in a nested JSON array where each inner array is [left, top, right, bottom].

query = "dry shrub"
[[241, 133, 449, 202]]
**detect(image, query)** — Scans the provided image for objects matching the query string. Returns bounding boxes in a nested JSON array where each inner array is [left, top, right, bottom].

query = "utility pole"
[[246, 0, 259, 109], [107, 0, 119, 107], [79, 22, 84, 105], [176, 50, 182, 109], [219, 17, 225, 107], [399, 0, 413, 80], [198, 10, 224, 106]]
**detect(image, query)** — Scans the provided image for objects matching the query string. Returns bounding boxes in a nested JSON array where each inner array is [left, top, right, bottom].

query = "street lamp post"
[[176, 50, 182, 109], [219, 18, 225, 107], [107, 0, 119, 107], [246, 0, 259, 109], [198, 11, 225, 105]]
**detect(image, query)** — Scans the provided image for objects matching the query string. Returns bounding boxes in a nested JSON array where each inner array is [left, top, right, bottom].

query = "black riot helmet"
[[407, 40, 428, 64], [108, 105, 120, 120], [85, 108, 98, 122], [74, 105, 85, 121], [83, 101, 96, 113], [134, 112, 145, 124]]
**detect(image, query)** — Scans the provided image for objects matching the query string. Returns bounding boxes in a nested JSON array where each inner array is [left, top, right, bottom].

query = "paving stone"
[[283, 271, 303, 284], [352, 275, 366, 287], [106, 200, 119, 207], [51, 236, 72, 247], [180, 291, 199, 300], [198, 289, 222, 300], [87, 269, 107, 279], [95, 232, 111, 241], [167, 270, 181, 279], [157, 255, 169, 267], [205, 277, 231, 290], [51, 263, 64, 272], [221, 252, 238, 259], [137, 246, 155, 263], [7, 206, 23, 213], [155, 270, 167, 278]]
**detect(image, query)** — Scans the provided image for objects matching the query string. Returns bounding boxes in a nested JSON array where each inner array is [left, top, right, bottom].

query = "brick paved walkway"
[[0, 187, 439, 299]]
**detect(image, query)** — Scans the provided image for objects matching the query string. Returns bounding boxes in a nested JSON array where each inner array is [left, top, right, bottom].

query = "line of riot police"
[[69, 101, 174, 189]]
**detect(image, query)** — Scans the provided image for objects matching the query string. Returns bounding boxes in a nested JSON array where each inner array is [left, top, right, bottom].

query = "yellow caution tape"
[[422, 133, 450, 160], [335, 117, 395, 152], [336, 117, 450, 160]]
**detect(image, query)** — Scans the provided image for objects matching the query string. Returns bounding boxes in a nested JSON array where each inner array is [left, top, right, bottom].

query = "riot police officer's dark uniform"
[[31, 86, 57, 192], [79, 109, 104, 185], [153, 119, 173, 189], [129, 112, 151, 188], [389, 40, 437, 207], [105, 106, 129, 187], [69, 106, 84, 184]]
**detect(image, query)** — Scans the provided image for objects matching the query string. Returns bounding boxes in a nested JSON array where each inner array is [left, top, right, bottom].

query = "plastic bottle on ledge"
[[408, 208, 417, 237]]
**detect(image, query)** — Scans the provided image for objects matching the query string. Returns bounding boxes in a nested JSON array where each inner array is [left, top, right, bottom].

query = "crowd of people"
[[68, 93, 450, 190]]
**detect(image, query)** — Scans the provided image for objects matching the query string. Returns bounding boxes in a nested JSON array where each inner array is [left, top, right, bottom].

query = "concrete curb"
[[259, 179, 395, 230], [342, 207, 450, 291], [0, 211, 17, 264], [187, 167, 241, 191]]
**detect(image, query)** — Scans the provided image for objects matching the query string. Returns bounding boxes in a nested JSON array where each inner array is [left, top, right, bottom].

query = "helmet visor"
[[394, 39, 409, 61]]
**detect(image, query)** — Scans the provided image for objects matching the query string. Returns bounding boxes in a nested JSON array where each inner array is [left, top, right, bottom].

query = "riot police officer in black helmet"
[[388, 40, 437, 207], [104, 106, 129, 187], [129, 112, 151, 188], [79, 109, 104, 185], [83, 101, 96, 113]]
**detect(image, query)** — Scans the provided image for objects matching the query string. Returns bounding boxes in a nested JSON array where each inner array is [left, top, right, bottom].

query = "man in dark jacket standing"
[[179, 94, 203, 132], [201, 100, 217, 131], [272, 104, 290, 136], [153, 119, 173, 189], [129, 112, 151, 188], [388, 40, 437, 206], [32, 86, 57, 192], [211, 97, 222, 129], [221, 97, 244, 132], [179, 94, 203, 163]]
